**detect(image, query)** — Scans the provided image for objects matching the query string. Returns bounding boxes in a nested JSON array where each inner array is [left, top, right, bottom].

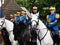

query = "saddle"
[[47, 28, 54, 38]]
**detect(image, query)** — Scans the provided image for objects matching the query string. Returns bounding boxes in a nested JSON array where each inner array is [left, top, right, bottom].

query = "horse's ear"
[[3, 16, 5, 19], [3, 16, 5, 20]]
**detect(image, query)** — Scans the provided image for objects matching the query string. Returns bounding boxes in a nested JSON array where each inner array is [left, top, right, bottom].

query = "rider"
[[46, 6, 60, 44], [31, 6, 40, 19], [15, 12, 20, 22], [10, 14, 14, 22], [20, 10, 26, 23], [30, 6, 40, 44], [15, 11, 30, 24], [26, 6, 40, 26], [13, 14, 17, 20], [26, 6, 40, 28]]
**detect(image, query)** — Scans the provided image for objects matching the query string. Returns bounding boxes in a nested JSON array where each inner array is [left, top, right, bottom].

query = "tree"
[[15, 0, 60, 26]]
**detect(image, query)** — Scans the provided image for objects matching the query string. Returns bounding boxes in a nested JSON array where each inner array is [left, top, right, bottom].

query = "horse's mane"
[[13, 21, 28, 37], [14, 21, 28, 30], [13, 21, 30, 42]]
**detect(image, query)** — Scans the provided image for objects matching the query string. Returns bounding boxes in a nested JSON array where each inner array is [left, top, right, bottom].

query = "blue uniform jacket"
[[46, 13, 59, 31], [15, 16, 20, 21], [15, 16, 31, 25], [20, 16, 26, 23]]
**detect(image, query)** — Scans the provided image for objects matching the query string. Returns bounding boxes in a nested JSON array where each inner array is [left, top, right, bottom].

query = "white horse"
[[0, 17, 18, 45], [31, 15, 53, 45]]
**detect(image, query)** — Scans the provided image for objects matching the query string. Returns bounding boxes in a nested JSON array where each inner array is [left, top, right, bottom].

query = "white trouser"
[[8, 30, 14, 43], [8, 30, 18, 45]]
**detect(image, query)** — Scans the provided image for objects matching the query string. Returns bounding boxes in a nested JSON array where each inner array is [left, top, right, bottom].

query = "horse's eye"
[[1, 21, 4, 23]]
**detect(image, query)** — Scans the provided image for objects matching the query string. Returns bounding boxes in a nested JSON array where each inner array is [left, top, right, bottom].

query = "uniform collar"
[[51, 13, 56, 15], [32, 12, 38, 14], [32, 12, 39, 14], [17, 16, 20, 17]]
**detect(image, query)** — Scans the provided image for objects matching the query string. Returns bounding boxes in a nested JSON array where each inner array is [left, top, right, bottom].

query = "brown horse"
[[0, 31, 5, 45], [13, 21, 31, 45]]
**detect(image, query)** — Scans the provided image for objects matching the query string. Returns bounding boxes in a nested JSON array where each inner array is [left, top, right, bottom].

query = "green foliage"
[[15, 0, 60, 27]]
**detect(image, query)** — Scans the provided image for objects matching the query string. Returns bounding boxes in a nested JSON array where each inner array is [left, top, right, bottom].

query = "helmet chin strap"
[[32, 19, 39, 26]]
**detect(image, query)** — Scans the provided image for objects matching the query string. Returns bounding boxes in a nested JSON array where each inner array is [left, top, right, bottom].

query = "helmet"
[[33, 6, 37, 10], [50, 7, 56, 10], [17, 12, 20, 14], [10, 14, 13, 17], [14, 14, 17, 16], [21, 11, 26, 14]]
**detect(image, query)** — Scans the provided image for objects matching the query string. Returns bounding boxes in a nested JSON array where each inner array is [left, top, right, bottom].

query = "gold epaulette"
[[46, 15, 49, 19], [56, 14, 60, 18]]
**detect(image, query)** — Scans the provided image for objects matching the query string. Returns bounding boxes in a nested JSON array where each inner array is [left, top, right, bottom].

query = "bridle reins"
[[32, 19, 48, 45], [37, 28, 48, 45], [32, 20, 39, 27]]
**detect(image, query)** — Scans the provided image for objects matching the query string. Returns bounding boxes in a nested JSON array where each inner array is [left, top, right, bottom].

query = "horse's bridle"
[[32, 19, 48, 45], [32, 19, 39, 27], [0, 19, 5, 30]]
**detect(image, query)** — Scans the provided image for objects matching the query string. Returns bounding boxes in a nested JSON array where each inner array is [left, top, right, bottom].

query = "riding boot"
[[18, 38, 24, 45], [12, 41, 18, 45]]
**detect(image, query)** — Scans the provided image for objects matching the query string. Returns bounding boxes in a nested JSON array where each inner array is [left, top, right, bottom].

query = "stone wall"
[[2, 0, 22, 19]]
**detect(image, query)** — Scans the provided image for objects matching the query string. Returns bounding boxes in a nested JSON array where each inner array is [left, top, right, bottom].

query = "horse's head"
[[31, 15, 39, 29], [0, 17, 5, 29], [14, 21, 28, 30]]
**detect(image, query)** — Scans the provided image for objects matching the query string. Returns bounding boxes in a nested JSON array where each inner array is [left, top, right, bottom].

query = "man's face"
[[17, 13, 20, 16], [21, 13, 24, 16], [33, 9, 37, 13], [10, 14, 13, 19], [50, 9, 55, 14], [10, 16, 13, 19]]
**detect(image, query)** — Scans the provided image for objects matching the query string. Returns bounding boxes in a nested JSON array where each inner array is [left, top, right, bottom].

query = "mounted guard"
[[46, 6, 60, 45]]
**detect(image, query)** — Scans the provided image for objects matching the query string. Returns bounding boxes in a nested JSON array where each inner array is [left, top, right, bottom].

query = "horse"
[[0, 17, 17, 45], [31, 15, 53, 45], [13, 21, 31, 45]]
